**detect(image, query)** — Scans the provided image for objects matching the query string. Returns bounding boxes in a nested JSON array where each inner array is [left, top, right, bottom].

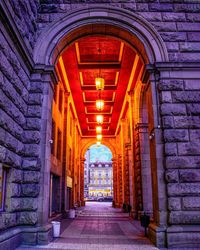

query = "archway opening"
[[84, 144, 113, 203], [45, 15, 166, 244], [50, 28, 156, 219]]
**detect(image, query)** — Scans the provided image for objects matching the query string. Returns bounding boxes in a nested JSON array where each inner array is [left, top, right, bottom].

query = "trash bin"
[[51, 221, 61, 237], [69, 209, 75, 219]]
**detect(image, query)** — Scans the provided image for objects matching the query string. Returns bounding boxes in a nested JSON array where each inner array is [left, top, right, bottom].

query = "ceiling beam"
[[81, 85, 117, 91], [78, 62, 121, 70], [84, 102, 114, 106]]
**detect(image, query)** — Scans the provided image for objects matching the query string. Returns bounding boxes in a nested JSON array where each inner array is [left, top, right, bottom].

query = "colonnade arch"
[[81, 139, 117, 160], [79, 139, 116, 205], [33, 6, 168, 247], [34, 6, 168, 65]]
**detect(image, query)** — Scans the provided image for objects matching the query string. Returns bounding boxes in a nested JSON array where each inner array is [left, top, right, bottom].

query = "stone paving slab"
[[16, 202, 158, 250]]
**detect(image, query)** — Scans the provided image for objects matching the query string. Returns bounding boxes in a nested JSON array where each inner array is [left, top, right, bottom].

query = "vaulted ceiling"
[[57, 36, 143, 137]]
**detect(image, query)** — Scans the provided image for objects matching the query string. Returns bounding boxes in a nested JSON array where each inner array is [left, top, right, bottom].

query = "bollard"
[[140, 213, 150, 236]]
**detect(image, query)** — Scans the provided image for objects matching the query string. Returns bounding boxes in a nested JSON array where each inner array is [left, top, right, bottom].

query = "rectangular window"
[[57, 129, 62, 160], [0, 164, 7, 212]]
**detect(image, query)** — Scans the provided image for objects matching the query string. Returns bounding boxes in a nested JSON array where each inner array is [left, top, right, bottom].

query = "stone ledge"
[[167, 226, 200, 248], [0, 223, 53, 249], [148, 223, 167, 248], [167, 225, 200, 233]]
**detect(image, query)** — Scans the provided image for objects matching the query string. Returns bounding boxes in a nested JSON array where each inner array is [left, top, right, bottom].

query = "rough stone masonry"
[[0, 0, 200, 249]]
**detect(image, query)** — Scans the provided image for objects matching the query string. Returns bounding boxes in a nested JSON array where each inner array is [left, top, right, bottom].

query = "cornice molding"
[[148, 62, 200, 72]]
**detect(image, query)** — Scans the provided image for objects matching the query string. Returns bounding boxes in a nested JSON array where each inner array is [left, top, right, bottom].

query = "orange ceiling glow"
[[57, 36, 143, 137]]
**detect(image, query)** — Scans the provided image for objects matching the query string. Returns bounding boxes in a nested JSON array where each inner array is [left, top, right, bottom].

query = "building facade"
[[84, 149, 90, 198], [88, 162, 113, 198], [0, 0, 200, 249]]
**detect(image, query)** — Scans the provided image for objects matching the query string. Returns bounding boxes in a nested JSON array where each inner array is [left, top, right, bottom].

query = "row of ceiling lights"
[[95, 76, 104, 145]]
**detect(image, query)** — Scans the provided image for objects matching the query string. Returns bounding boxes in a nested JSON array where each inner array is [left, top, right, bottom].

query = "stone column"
[[72, 118, 77, 206], [80, 157, 85, 206], [117, 154, 123, 207], [120, 118, 126, 205], [61, 92, 70, 214], [127, 90, 137, 217], [135, 123, 153, 218], [30, 66, 57, 244], [112, 157, 117, 207], [76, 160, 81, 207], [124, 143, 130, 205], [144, 67, 167, 247], [138, 123, 153, 217], [134, 126, 143, 218]]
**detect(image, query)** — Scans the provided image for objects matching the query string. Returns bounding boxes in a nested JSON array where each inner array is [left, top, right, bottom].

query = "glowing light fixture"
[[96, 99, 104, 111], [96, 141, 101, 146], [97, 134, 102, 141], [96, 126, 102, 134], [96, 115, 103, 124], [95, 77, 105, 90]]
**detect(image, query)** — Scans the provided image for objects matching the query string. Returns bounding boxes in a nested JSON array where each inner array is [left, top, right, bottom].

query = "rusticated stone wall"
[[0, 0, 200, 248], [0, 30, 42, 230], [159, 72, 200, 247], [37, 0, 200, 63], [0, 1, 44, 242], [1, 0, 39, 52], [160, 78, 200, 218]]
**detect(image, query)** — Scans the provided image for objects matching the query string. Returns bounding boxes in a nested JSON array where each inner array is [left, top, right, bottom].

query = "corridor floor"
[[16, 202, 158, 250]]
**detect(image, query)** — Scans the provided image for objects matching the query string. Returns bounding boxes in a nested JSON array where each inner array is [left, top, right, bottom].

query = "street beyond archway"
[[17, 202, 158, 250]]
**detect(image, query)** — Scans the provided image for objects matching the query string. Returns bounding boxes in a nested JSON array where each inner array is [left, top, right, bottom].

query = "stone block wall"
[[0, 13, 42, 232], [37, 0, 200, 63], [159, 71, 200, 247], [2, 0, 39, 53], [0, 0, 200, 248]]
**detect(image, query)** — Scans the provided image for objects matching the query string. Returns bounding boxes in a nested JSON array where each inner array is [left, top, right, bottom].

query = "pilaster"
[[80, 157, 85, 206]]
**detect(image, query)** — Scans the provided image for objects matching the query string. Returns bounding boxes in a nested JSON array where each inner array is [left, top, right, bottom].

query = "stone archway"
[[34, 6, 168, 65], [79, 139, 116, 205], [81, 141, 115, 202], [32, 6, 169, 247], [81, 139, 116, 160]]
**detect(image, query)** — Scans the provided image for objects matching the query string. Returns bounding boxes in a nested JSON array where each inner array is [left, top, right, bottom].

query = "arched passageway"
[[31, 6, 168, 248], [1, 2, 200, 249], [84, 144, 113, 201]]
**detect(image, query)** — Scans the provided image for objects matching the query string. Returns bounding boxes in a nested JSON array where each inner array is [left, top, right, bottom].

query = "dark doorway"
[[50, 174, 61, 216], [66, 187, 72, 210]]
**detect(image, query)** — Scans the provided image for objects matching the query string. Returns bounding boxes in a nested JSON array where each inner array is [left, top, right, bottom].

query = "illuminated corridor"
[[17, 202, 158, 250], [1, 2, 200, 249]]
